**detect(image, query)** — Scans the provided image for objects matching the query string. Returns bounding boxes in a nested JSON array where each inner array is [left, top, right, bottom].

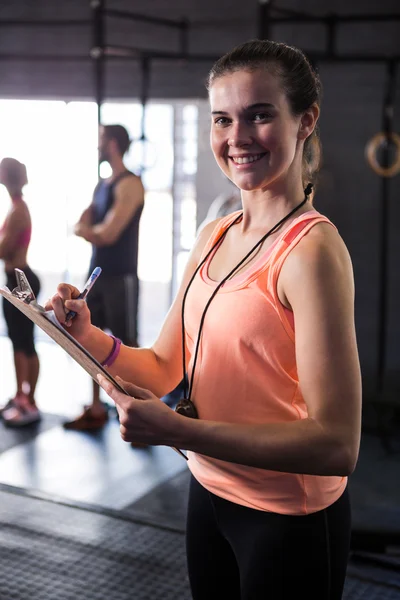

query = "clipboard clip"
[[9, 268, 45, 311]]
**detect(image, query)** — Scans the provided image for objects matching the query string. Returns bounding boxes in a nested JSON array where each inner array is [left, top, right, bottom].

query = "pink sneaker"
[[2, 393, 41, 427], [0, 397, 16, 416]]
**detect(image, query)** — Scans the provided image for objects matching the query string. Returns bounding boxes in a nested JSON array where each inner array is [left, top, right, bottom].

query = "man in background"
[[64, 124, 144, 430]]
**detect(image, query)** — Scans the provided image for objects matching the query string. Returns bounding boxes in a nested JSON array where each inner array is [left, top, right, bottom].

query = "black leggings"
[[186, 476, 351, 600], [3, 266, 41, 356]]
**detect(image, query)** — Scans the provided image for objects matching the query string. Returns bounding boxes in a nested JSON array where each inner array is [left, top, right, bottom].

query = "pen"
[[65, 266, 102, 322]]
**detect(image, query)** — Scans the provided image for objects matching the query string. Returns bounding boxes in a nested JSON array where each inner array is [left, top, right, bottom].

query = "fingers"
[[64, 299, 88, 316], [97, 374, 116, 397], [97, 374, 133, 412], [57, 283, 81, 301], [49, 293, 69, 324], [97, 374, 153, 413], [96, 375, 161, 446], [44, 286, 71, 311], [44, 283, 82, 324], [115, 376, 153, 400], [119, 422, 130, 442]]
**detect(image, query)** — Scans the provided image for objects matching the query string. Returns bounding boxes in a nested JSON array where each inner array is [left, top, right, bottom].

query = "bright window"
[[0, 99, 177, 343]]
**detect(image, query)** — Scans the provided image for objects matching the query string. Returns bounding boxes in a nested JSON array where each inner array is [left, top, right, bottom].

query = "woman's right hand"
[[44, 283, 92, 342]]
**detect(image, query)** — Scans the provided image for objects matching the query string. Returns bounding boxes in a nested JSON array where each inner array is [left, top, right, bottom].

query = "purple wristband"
[[101, 335, 122, 368]]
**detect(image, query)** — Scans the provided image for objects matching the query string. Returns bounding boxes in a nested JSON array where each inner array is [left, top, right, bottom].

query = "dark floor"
[[0, 336, 187, 509], [1, 335, 400, 599]]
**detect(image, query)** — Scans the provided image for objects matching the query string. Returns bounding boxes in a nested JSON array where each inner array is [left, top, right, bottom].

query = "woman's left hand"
[[97, 374, 179, 446]]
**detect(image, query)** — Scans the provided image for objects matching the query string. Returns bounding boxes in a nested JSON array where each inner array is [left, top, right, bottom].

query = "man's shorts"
[[86, 273, 139, 347]]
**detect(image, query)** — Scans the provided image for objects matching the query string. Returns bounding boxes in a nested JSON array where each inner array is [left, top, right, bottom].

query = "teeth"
[[232, 154, 264, 164]]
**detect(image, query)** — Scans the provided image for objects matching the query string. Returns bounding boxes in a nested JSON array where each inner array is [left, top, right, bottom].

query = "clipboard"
[[0, 269, 187, 460]]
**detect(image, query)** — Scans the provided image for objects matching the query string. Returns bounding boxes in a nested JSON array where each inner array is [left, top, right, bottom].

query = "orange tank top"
[[185, 210, 347, 515]]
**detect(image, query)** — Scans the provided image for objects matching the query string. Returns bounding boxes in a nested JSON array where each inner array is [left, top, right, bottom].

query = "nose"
[[228, 121, 252, 148]]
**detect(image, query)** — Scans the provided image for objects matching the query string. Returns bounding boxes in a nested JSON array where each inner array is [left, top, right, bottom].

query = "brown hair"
[[102, 124, 131, 156], [207, 39, 322, 187], [0, 157, 28, 192]]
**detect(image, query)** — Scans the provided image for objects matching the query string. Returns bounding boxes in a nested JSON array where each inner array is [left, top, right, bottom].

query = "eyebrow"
[[211, 103, 275, 115]]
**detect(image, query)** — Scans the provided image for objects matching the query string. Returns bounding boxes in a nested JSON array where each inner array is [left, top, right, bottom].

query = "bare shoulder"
[[287, 221, 352, 274], [280, 221, 354, 305], [116, 174, 144, 197]]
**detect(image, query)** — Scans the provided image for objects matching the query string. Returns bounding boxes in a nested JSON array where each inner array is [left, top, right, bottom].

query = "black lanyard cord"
[[180, 213, 242, 401], [179, 185, 313, 412]]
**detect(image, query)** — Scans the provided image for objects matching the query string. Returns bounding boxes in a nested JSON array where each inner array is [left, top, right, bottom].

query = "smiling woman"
[[47, 39, 361, 600], [208, 42, 322, 198]]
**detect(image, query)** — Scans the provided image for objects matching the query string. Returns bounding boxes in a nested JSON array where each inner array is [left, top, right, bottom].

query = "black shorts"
[[86, 273, 139, 347], [3, 266, 41, 356]]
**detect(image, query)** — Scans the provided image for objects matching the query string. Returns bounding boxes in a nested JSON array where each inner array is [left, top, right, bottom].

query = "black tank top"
[[89, 171, 143, 276]]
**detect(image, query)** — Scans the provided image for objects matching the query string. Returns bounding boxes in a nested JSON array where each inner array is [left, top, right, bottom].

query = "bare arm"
[[75, 206, 93, 227], [76, 177, 144, 247], [169, 224, 362, 475], [102, 223, 361, 477], [74, 203, 94, 239], [49, 218, 222, 397]]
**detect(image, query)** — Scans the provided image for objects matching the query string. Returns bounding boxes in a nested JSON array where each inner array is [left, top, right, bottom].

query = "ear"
[[298, 104, 320, 141]]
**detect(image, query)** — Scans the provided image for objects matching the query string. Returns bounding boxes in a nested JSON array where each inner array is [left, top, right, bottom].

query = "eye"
[[252, 112, 272, 122], [213, 117, 231, 127]]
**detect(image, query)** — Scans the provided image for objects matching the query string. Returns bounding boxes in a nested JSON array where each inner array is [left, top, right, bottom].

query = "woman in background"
[[0, 157, 41, 426]]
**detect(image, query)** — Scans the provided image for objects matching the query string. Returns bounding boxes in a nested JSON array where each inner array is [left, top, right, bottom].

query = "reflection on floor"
[[1, 336, 400, 542], [1, 339, 400, 598], [0, 336, 186, 510]]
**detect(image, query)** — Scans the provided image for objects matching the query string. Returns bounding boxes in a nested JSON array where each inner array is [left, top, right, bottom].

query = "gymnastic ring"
[[365, 131, 400, 178]]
